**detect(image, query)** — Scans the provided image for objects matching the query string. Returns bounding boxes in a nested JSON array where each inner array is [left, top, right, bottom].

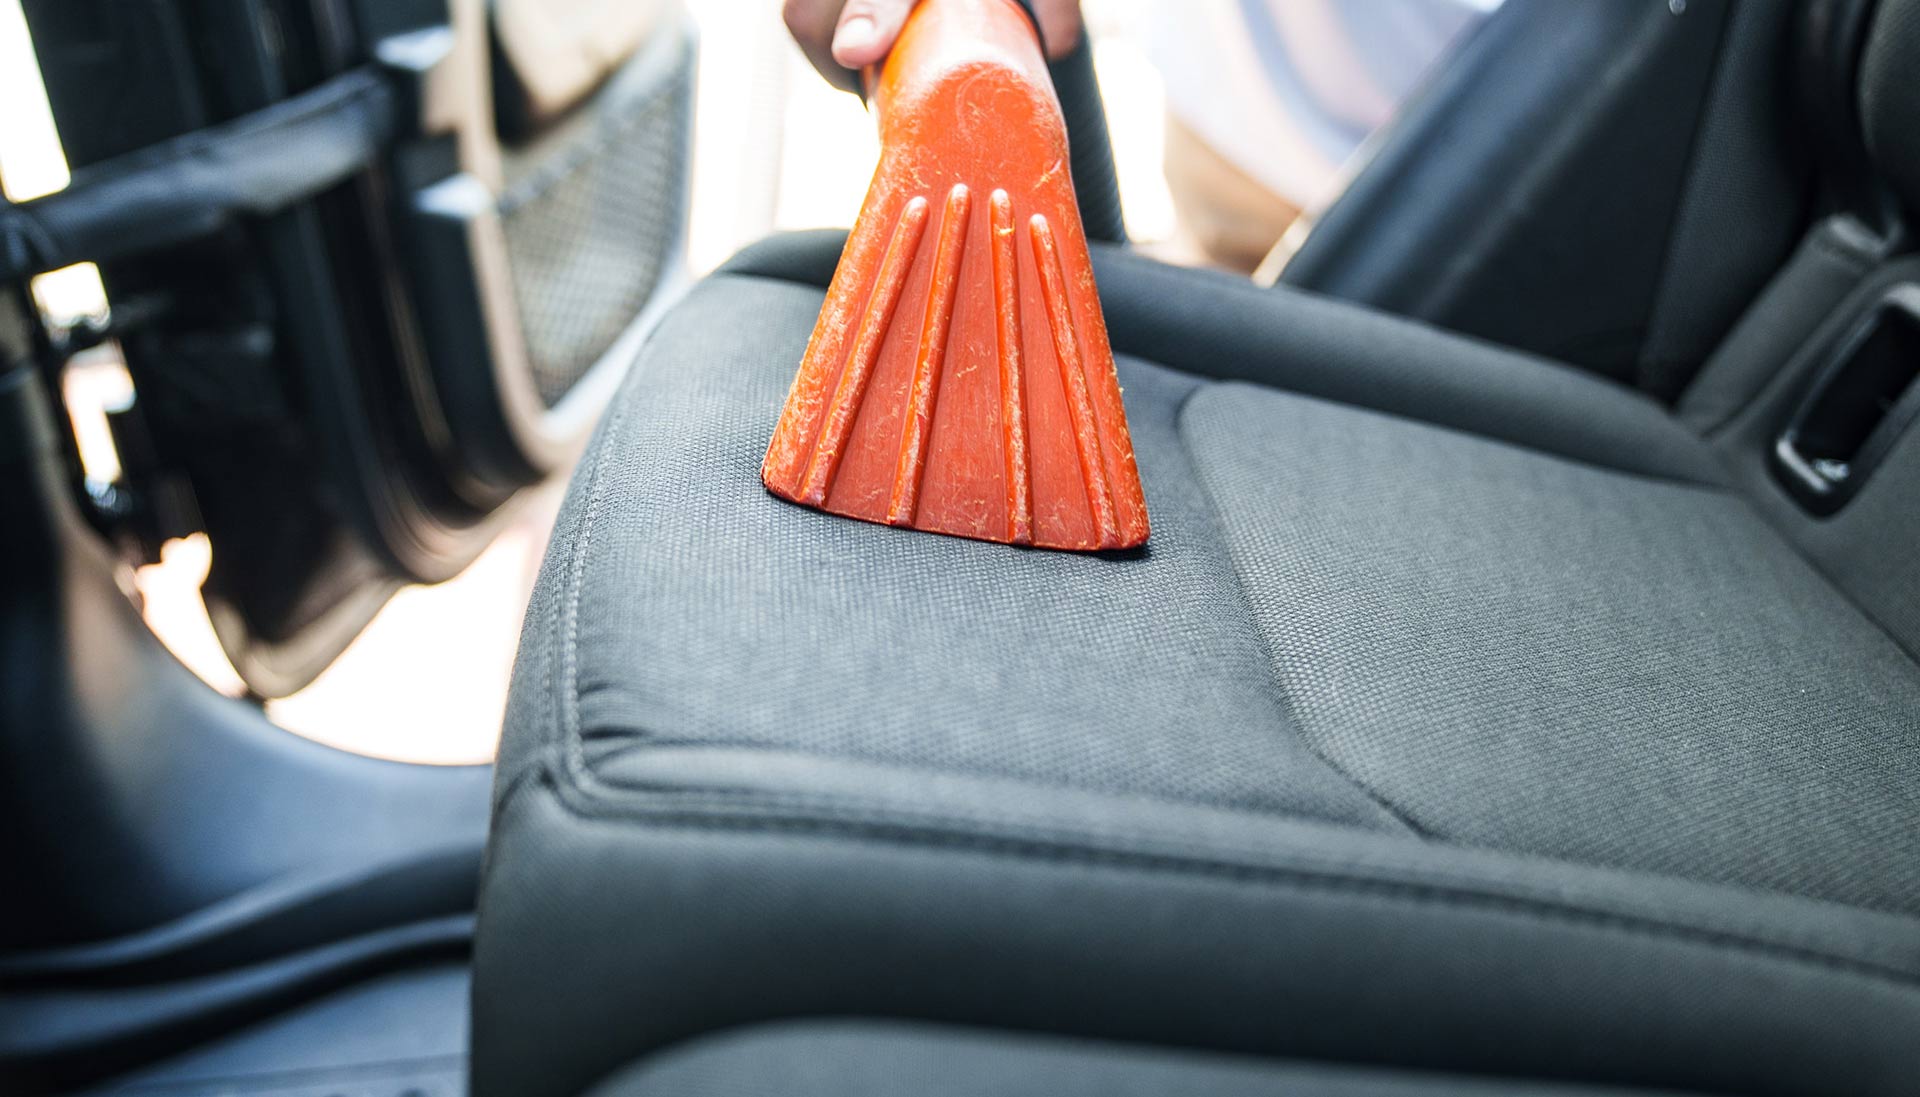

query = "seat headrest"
[[1861, 0, 1920, 214]]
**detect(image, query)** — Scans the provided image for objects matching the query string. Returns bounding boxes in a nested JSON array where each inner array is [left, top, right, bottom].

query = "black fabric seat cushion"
[[475, 235, 1920, 1097]]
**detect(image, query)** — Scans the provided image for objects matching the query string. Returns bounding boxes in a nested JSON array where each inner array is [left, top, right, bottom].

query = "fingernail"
[[834, 15, 877, 57]]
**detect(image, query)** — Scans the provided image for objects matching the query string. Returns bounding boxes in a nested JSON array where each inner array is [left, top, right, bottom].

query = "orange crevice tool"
[[761, 0, 1149, 551]]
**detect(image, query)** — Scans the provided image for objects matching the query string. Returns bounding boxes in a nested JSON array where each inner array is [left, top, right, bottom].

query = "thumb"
[[1031, 0, 1084, 60], [832, 0, 920, 70]]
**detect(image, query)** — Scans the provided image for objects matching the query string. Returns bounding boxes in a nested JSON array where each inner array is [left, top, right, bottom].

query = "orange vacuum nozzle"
[[761, 0, 1149, 551]]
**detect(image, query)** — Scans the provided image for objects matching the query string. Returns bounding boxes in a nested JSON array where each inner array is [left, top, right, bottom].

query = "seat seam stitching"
[[577, 735, 1411, 832], [1204, 380, 1728, 492], [558, 367, 637, 782], [1172, 381, 1429, 837], [525, 766, 1920, 989]]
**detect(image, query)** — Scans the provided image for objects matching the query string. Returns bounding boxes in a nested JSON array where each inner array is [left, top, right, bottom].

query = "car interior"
[[2, 0, 1917, 1093]]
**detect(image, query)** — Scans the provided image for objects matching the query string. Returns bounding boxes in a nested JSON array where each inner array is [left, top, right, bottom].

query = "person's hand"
[[783, 0, 1084, 93]]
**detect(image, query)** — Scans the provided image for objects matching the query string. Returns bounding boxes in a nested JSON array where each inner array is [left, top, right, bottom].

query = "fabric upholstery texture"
[[476, 234, 1920, 1097], [537, 273, 1395, 829], [1186, 383, 1920, 911]]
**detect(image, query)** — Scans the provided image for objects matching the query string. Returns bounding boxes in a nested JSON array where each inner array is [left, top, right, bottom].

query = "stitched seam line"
[[1173, 382, 1427, 836], [571, 775, 1482, 896], [1206, 380, 1728, 492], [557, 362, 637, 780], [532, 768, 1920, 990], [580, 733, 1405, 833], [573, 741, 1920, 960]]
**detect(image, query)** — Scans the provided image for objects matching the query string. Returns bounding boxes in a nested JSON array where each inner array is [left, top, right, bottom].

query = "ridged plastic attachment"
[[761, 0, 1148, 551]]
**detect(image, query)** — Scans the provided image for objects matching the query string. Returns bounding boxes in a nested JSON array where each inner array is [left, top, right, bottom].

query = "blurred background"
[[0, 0, 1477, 765]]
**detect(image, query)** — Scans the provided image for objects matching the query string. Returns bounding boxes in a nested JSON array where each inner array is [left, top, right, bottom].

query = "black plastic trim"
[[1771, 282, 1920, 513]]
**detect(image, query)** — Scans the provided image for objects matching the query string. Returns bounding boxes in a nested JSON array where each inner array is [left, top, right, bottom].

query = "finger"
[[784, 0, 862, 93], [832, 0, 919, 71], [1031, 0, 1084, 60]]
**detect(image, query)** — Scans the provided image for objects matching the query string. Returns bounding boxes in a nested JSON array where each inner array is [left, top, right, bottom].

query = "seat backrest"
[[1275, 0, 1814, 399]]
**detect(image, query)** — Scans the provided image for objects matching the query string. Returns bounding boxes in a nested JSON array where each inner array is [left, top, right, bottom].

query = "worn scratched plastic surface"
[[761, 0, 1149, 551]]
